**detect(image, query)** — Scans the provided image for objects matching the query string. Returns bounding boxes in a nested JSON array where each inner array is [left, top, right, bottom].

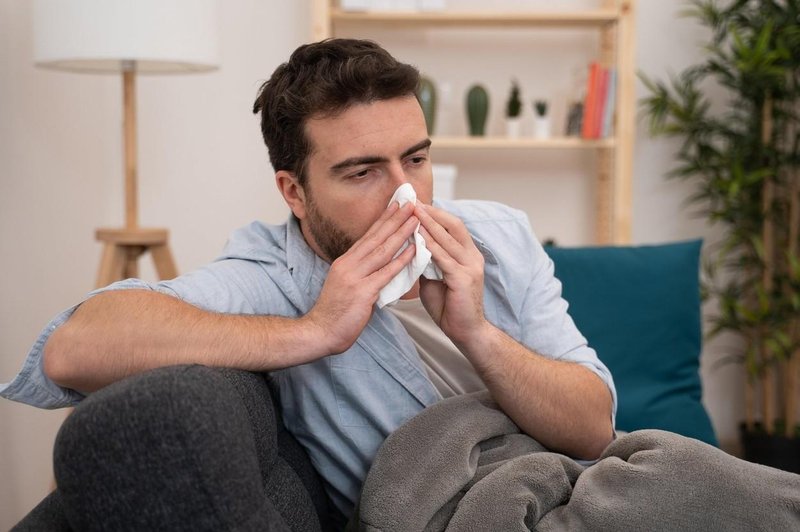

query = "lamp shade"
[[33, 0, 219, 74]]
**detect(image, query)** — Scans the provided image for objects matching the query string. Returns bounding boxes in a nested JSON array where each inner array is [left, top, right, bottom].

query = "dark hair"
[[252, 39, 420, 186]]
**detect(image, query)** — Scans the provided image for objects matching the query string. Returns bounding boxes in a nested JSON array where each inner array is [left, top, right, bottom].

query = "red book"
[[593, 66, 609, 138], [581, 62, 601, 139]]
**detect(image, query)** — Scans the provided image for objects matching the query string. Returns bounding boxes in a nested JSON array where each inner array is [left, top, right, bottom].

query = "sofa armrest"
[[12, 490, 71, 532], [51, 364, 326, 531], [214, 367, 337, 528]]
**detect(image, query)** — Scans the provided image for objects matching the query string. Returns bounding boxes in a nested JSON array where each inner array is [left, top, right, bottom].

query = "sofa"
[[12, 239, 717, 530], [14, 365, 339, 531]]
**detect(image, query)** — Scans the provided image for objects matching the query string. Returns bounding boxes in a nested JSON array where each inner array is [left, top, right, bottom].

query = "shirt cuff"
[[0, 303, 86, 408], [0, 278, 161, 409]]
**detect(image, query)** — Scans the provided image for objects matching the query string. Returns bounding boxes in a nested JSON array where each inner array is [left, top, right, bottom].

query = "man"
[[1, 39, 615, 520]]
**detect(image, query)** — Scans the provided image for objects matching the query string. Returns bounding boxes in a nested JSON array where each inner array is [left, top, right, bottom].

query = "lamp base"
[[95, 227, 178, 288]]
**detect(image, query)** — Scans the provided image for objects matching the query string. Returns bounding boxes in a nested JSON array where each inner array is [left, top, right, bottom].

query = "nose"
[[382, 163, 414, 206], [387, 161, 410, 189]]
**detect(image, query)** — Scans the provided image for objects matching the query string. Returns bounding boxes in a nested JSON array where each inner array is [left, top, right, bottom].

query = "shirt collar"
[[285, 214, 329, 298]]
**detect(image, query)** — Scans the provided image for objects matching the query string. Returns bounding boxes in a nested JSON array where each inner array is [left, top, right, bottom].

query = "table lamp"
[[33, 0, 220, 287]]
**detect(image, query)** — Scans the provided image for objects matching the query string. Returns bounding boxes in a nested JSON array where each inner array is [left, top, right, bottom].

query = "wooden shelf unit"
[[311, 0, 636, 244], [328, 9, 620, 27]]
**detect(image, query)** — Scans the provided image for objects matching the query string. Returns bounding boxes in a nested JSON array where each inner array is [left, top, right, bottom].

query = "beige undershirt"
[[386, 298, 487, 399]]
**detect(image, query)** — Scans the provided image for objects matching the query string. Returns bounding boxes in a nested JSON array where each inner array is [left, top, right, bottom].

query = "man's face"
[[298, 95, 433, 261]]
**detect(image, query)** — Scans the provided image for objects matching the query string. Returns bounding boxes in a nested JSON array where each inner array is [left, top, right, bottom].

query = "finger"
[[356, 214, 420, 275], [364, 242, 417, 293], [338, 216, 419, 278], [419, 225, 461, 273], [417, 203, 471, 243], [358, 199, 402, 242], [416, 204, 473, 264], [347, 200, 415, 258]]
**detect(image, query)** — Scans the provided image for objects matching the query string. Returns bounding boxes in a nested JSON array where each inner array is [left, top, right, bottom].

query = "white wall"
[[0, 0, 740, 526]]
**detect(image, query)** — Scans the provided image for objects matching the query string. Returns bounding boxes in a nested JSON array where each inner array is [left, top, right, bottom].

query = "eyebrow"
[[329, 138, 432, 173]]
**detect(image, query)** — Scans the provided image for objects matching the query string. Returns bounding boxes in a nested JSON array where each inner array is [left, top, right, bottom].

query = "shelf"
[[314, 0, 637, 244], [330, 8, 621, 28], [432, 136, 616, 150]]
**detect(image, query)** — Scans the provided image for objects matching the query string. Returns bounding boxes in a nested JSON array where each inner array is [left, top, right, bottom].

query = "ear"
[[275, 170, 308, 220]]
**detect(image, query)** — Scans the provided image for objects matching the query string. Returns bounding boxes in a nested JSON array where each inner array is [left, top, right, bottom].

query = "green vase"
[[417, 76, 437, 135], [466, 84, 489, 136]]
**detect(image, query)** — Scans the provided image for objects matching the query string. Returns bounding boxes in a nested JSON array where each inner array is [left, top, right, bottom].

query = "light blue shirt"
[[1, 199, 617, 518]]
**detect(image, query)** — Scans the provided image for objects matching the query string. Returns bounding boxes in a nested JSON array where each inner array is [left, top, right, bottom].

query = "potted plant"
[[417, 76, 437, 135], [466, 83, 489, 137], [533, 99, 551, 139], [505, 79, 523, 138], [640, 0, 800, 471]]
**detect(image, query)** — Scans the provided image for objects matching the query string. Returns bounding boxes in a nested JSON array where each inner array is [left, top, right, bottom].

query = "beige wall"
[[0, 1, 740, 526]]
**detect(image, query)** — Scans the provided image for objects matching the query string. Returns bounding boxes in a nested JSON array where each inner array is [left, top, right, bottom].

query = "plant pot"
[[533, 116, 551, 139], [740, 423, 800, 473], [505, 117, 522, 138]]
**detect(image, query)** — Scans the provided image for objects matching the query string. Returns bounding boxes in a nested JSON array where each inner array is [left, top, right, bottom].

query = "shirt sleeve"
[[516, 224, 618, 427], [0, 258, 278, 409]]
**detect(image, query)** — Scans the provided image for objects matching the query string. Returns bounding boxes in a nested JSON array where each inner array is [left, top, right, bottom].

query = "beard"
[[304, 193, 356, 262]]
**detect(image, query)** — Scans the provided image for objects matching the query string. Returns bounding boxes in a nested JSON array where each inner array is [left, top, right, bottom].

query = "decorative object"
[[533, 99, 551, 139], [466, 84, 489, 137], [640, 0, 800, 470], [565, 100, 584, 137], [505, 79, 523, 138], [417, 76, 437, 135], [33, 0, 220, 287], [436, 80, 454, 136], [432, 164, 457, 201]]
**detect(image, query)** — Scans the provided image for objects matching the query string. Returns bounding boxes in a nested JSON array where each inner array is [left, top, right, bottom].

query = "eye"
[[349, 167, 378, 180], [407, 154, 428, 166]]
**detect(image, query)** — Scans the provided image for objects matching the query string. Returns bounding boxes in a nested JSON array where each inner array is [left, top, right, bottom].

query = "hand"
[[305, 201, 418, 354], [415, 203, 488, 348]]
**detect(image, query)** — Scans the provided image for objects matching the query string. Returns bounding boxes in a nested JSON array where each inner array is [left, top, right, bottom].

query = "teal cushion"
[[545, 240, 717, 445]]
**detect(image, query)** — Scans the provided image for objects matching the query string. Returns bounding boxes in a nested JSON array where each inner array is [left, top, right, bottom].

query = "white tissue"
[[376, 183, 442, 308]]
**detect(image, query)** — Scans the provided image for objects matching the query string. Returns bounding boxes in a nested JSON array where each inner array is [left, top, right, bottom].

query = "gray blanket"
[[352, 391, 800, 531]]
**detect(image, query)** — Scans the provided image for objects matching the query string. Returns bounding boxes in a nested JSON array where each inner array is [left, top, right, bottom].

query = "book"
[[593, 66, 609, 138], [601, 67, 617, 138], [582, 62, 616, 139], [581, 62, 602, 139]]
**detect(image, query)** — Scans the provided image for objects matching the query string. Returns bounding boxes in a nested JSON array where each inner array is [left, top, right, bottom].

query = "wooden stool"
[[95, 228, 178, 287]]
